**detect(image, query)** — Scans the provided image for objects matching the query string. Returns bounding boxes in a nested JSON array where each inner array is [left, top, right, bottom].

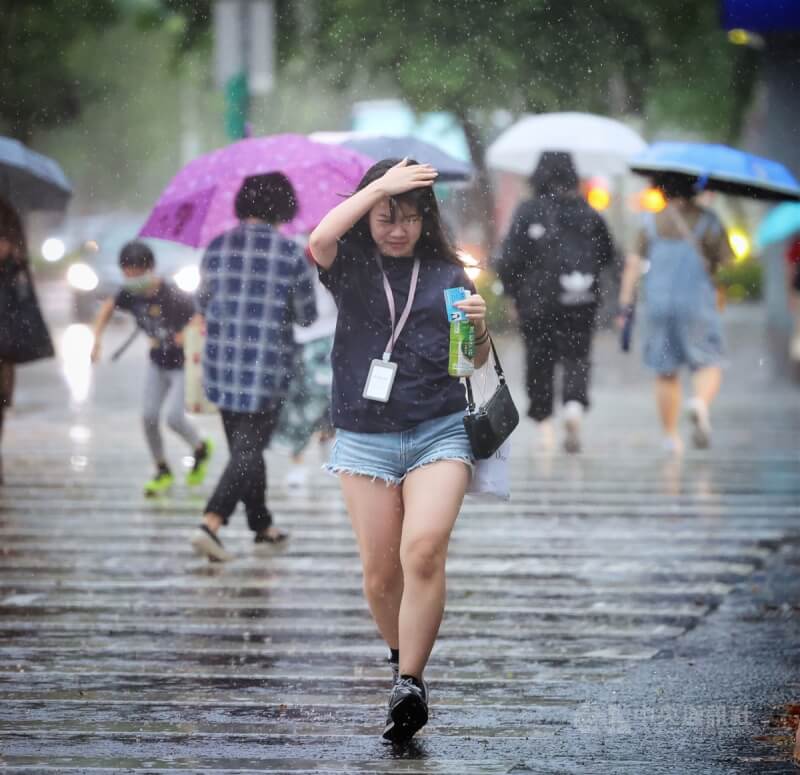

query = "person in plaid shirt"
[[191, 173, 317, 561]]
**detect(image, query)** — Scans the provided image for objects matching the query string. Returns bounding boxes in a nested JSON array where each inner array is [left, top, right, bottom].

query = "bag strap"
[[465, 335, 505, 413], [665, 205, 714, 274]]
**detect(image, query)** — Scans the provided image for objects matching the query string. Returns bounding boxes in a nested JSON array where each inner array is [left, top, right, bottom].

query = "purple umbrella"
[[140, 134, 373, 246]]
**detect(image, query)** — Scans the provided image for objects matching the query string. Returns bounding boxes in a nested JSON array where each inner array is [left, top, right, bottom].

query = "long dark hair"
[[0, 196, 28, 267], [652, 172, 698, 201], [347, 159, 461, 265]]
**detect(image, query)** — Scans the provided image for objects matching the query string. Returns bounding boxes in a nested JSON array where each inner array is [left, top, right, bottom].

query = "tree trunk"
[[457, 111, 496, 258]]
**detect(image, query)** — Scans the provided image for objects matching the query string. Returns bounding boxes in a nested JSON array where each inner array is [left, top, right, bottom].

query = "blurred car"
[[65, 212, 201, 322]]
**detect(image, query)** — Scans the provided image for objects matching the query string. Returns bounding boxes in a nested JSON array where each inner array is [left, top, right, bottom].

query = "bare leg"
[[340, 475, 404, 650], [398, 461, 470, 680], [655, 374, 682, 440], [692, 366, 722, 407], [202, 512, 224, 532], [687, 366, 721, 448]]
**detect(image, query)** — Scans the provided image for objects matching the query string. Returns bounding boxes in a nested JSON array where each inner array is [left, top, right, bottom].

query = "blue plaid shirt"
[[196, 223, 317, 413]]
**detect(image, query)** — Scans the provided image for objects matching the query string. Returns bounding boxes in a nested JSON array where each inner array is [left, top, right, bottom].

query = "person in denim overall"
[[619, 175, 732, 453]]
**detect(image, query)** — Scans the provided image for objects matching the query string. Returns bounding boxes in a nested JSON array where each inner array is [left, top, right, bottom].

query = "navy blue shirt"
[[115, 280, 194, 370], [319, 237, 474, 433]]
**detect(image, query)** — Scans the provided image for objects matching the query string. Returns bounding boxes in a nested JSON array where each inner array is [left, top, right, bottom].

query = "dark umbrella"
[[629, 142, 800, 202], [311, 132, 474, 183], [0, 137, 72, 212]]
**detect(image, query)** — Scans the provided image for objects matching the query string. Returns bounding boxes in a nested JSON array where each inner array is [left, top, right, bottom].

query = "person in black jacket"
[[496, 152, 615, 454]]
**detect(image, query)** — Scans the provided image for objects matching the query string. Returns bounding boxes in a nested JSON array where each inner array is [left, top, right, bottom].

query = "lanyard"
[[376, 255, 421, 361]]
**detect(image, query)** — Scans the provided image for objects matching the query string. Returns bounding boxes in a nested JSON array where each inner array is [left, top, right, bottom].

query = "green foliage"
[[132, 0, 213, 56], [33, 19, 226, 211], [309, 0, 751, 141], [717, 259, 763, 302], [475, 269, 513, 334], [313, 0, 614, 118], [620, 1, 758, 140], [0, 0, 119, 139]]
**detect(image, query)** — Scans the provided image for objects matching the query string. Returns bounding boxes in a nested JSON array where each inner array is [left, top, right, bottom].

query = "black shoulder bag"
[[0, 265, 54, 365], [463, 336, 520, 459]]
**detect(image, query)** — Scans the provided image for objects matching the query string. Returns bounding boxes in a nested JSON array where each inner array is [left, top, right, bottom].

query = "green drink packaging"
[[448, 320, 475, 377], [444, 287, 475, 377]]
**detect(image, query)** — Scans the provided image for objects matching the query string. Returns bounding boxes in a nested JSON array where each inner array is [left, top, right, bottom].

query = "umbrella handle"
[[110, 328, 141, 362]]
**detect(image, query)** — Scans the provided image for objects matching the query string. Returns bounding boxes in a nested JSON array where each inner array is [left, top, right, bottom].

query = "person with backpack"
[[496, 152, 615, 453], [617, 174, 733, 453]]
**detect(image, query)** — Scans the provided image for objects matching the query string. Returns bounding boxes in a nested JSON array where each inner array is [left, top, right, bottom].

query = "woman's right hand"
[[375, 159, 438, 196]]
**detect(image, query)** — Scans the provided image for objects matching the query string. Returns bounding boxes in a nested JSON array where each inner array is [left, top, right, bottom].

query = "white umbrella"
[[486, 112, 647, 177]]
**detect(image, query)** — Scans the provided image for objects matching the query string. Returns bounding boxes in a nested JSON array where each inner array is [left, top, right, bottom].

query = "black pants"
[[205, 405, 282, 533], [521, 309, 595, 422]]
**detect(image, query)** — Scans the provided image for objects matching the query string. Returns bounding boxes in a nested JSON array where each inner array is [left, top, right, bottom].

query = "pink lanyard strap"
[[376, 256, 421, 361]]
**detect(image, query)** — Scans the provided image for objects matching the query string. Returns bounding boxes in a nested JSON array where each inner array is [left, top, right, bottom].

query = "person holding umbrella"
[[190, 172, 318, 561], [0, 139, 68, 484], [496, 151, 615, 454], [0, 197, 54, 484], [618, 173, 733, 452]]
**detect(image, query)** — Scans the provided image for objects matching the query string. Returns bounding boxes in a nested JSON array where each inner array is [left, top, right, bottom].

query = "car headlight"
[[67, 263, 99, 292], [42, 237, 66, 262], [173, 265, 200, 293]]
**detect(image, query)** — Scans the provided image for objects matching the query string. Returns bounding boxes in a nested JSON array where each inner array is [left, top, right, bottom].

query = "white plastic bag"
[[466, 438, 511, 501], [184, 323, 216, 414]]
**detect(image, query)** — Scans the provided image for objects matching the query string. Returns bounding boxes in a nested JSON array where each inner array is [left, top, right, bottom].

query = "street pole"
[[214, 0, 275, 141]]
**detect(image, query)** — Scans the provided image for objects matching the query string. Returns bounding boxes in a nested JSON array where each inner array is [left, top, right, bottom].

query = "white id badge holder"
[[363, 358, 398, 403], [364, 256, 420, 403]]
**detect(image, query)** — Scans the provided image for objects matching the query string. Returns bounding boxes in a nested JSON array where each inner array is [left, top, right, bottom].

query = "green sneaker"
[[186, 440, 213, 487], [144, 468, 174, 497]]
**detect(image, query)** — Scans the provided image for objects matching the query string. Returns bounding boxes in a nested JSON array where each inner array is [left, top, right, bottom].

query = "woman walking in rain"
[[0, 197, 54, 484], [618, 174, 733, 453], [190, 173, 317, 561], [309, 159, 490, 743]]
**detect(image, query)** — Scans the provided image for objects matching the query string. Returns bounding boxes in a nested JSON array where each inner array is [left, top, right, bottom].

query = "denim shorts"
[[325, 410, 474, 486]]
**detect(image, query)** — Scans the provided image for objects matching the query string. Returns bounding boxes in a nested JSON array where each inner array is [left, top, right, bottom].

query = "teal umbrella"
[[756, 203, 800, 249]]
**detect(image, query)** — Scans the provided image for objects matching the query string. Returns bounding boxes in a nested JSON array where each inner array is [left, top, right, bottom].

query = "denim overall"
[[641, 211, 725, 375]]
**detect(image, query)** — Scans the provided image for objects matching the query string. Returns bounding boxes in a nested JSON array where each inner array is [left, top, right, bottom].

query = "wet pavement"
[[1, 289, 799, 773]]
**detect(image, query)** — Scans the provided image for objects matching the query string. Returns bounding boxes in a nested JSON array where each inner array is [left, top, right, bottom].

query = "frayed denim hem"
[[407, 455, 474, 475], [322, 464, 403, 487]]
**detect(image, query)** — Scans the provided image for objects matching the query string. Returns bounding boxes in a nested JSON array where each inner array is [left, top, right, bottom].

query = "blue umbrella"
[[0, 136, 72, 212], [629, 142, 800, 202], [756, 203, 800, 249], [311, 132, 474, 183]]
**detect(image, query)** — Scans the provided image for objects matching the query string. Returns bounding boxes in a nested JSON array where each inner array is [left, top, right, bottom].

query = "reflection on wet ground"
[[0, 301, 798, 771]]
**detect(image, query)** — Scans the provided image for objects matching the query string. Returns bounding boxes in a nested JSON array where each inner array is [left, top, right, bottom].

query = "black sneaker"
[[254, 526, 288, 545], [382, 676, 429, 743], [190, 524, 233, 562]]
